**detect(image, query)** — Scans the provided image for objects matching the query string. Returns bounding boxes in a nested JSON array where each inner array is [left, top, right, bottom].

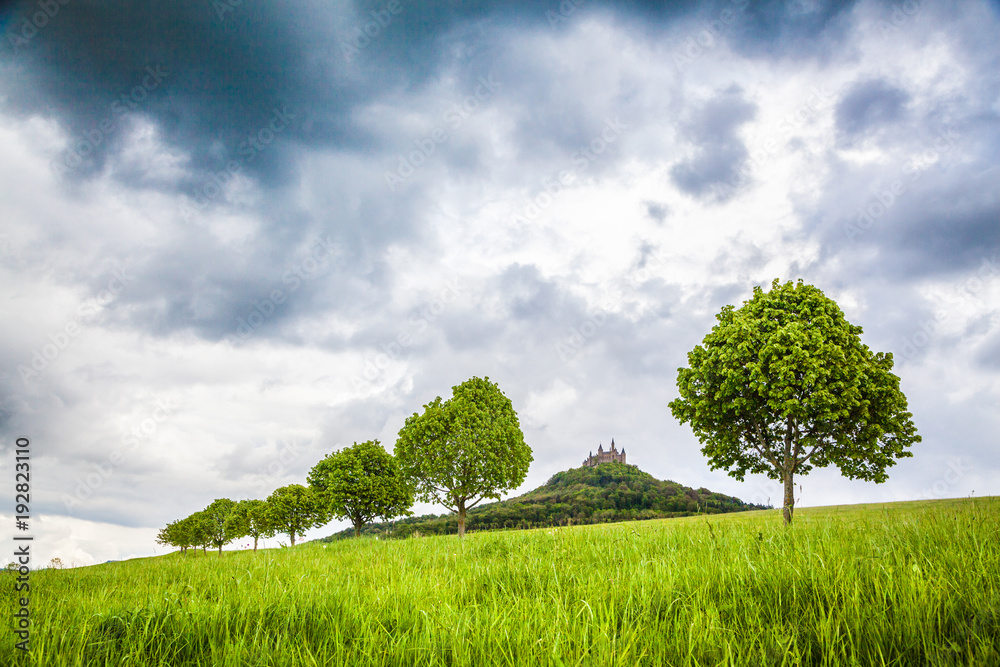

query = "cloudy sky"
[[1, 0, 998, 566]]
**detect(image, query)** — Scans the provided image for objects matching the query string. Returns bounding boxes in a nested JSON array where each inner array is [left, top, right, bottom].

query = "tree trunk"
[[354, 520, 363, 538], [218, 544, 223, 555], [457, 499, 467, 539], [290, 532, 296, 547], [782, 422, 796, 525], [782, 470, 795, 525], [253, 536, 259, 553]]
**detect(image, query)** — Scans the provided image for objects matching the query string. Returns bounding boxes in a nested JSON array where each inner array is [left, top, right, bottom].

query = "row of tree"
[[157, 376, 534, 553], [160, 278, 922, 546], [156, 487, 328, 554]]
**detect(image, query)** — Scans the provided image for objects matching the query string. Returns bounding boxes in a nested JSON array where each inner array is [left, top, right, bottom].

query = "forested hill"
[[318, 462, 768, 540]]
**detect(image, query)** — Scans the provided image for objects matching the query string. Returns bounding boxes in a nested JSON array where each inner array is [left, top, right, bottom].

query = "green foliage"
[[669, 279, 920, 524], [155, 521, 181, 550], [266, 484, 331, 547], [308, 439, 413, 537], [183, 512, 212, 553], [8, 498, 1000, 666], [322, 462, 764, 539], [395, 376, 532, 537], [229, 499, 275, 552], [157, 512, 213, 555], [203, 498, 241, 554]]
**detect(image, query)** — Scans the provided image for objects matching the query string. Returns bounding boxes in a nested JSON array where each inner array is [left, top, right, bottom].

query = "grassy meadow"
[[4, 496, 999, 666]]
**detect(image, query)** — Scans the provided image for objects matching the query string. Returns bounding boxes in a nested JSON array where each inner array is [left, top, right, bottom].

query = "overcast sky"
[[1, 0, 998, 567]]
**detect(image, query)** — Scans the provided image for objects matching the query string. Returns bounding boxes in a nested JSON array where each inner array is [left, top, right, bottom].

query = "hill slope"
[[9, 497, 997, 665], [319, 462, 767, 539]]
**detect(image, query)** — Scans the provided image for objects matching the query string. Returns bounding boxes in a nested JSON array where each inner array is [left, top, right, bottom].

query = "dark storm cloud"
[[3, 1, 328, 188], [0, 0, 689, 347], [670, 85, 757, 202], [0, 0, 845, 188], [0, 0, 683, 189], [835, 78, 910, 145], [727, 0, 856, 58], [806, 120, 1000, 283], [95, 191, 417, 343]]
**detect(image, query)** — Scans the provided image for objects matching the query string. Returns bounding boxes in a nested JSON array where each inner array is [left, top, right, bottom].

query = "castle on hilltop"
[[583, 439, 626, 467]]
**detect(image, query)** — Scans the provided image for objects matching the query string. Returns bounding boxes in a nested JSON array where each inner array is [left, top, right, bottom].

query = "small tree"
[[156, 520, 185, 554], [203, 498, 241, 555], [669, 279, 920, 525], [395, 376, 532, 538], [308, 440, 414, 538], [182, 511, 212, 555], [180, 514, 206, 554], [266, 484, 330, 547], [230, 499, 275, 552]]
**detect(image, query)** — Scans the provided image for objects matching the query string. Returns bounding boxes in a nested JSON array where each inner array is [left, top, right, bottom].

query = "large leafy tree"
[[395, 376, 532, 538], [230, 499, 275, 552], [266, 484, 330, 547], [669, 279, 920, 525], [308, 440, 414, 538], [203, 498, 241, 555]]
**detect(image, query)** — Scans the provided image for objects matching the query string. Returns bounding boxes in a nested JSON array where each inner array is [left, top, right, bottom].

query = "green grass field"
[[4, 497, 999, 666]]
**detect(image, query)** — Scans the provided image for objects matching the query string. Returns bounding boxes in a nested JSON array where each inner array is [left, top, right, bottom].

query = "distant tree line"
[[321, 462, 769, 540], [156, 377, 532, 553]]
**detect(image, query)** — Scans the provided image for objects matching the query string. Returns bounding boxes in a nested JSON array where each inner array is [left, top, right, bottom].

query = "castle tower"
[[583, 439, 627, 467]]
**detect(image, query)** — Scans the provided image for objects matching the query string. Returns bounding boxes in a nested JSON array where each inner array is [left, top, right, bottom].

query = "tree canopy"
[[266, 484, 330, 546], [395, 376, 532, 537], [669, 279, 920, 524], [184, 511, 212, 554], [308, 439, 413, 537], [230, 499, 275, 552], [203, 498, 242, 554], [155, 520, 189, 554]]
